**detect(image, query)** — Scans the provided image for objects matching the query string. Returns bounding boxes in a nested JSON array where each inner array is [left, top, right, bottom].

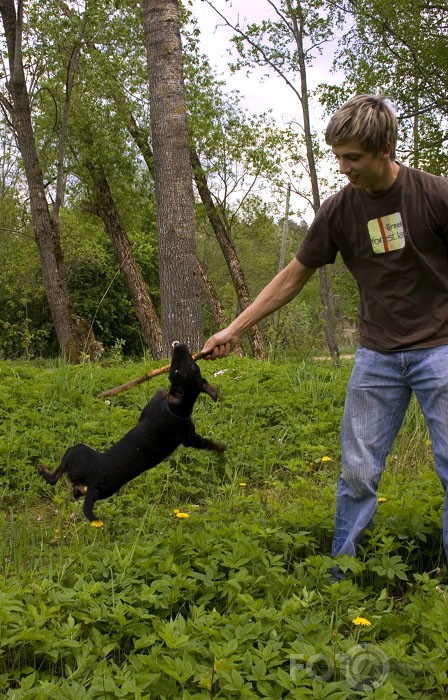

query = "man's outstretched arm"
[[202, 257, 316, 359]]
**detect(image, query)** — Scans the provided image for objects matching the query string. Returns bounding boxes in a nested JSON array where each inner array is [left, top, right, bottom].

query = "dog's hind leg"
[[82, 488, 103, 528], [37, 459, 67, 485]]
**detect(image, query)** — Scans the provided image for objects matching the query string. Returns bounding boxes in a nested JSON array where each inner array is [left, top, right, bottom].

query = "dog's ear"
[[201, 379, 218, 402]]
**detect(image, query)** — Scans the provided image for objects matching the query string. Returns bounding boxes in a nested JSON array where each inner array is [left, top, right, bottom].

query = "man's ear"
[[201, 379, 218, 402], [382, 141, 393, 159]]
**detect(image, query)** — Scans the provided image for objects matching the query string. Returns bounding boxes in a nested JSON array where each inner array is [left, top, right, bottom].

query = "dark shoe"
[[327, 565, 346, 584]]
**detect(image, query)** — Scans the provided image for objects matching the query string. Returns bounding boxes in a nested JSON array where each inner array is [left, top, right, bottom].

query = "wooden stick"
[[97, 351, 207, 398]]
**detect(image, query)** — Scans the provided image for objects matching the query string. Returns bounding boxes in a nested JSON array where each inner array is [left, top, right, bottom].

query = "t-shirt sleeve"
[[296, 201, 339, 268]]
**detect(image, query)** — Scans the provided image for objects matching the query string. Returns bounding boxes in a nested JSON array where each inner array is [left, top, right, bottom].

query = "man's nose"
[[338, 158, 351, 174]]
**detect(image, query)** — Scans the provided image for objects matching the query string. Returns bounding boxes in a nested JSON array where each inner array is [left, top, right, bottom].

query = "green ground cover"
[[0, 356, 447, 698]]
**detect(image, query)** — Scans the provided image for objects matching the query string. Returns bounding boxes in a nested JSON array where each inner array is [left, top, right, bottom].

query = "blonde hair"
[[325, 94, 397, 158]]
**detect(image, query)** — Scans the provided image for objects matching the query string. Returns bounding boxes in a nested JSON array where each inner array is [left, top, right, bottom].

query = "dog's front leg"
[[82, 488, 103, 527], [184, 430, 226, 452]]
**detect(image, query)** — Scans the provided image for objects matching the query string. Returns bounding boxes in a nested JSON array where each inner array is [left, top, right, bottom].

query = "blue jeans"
[[332, 346, 448, 562]]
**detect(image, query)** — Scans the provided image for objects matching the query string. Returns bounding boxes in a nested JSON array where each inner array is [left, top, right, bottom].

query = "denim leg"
[[409, 346, 448, 562], [332, 348, 412, 557]]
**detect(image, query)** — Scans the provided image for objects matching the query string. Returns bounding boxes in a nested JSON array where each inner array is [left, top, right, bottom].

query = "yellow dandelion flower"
[[175, 512, 189, 519], [91, 520, 104, 528], [352, 616, 371, 627], [321, 456, 333, 462], [378, 497, 387, 504], [239, 482, 247, 487], [172, 508, 180, 514]]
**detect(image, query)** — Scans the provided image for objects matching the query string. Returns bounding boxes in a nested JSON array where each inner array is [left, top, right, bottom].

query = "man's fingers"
[[201, 340, 232, 359]]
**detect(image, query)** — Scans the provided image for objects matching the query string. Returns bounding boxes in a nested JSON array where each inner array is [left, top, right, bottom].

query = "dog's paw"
[[214, 442, 226, 452], [91, 520, 104, 528]]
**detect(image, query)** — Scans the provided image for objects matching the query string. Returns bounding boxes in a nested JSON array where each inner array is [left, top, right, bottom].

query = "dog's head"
[[168, 342, 218, 410]]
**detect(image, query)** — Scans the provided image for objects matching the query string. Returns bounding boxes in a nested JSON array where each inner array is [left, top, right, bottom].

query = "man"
[[202, 94, 448, 578]]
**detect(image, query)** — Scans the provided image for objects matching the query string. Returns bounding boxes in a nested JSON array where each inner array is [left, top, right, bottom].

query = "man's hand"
[[201, 326, 239, 359]]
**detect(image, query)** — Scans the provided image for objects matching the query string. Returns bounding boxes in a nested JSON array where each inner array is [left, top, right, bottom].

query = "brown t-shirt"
[[296, 164, 448, 352]]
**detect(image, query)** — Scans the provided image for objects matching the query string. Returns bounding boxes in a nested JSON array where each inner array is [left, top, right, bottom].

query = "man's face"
[[331, 139, 394, 193]]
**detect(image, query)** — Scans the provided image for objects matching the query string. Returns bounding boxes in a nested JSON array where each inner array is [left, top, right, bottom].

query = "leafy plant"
[[0, 356, 446, 697]]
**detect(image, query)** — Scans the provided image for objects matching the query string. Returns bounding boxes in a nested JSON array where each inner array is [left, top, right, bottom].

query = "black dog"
[[37, 343, 225, 526]]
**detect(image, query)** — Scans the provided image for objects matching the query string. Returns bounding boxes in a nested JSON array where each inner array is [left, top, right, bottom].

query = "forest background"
[[1, 3, 448, 697], [1, 0, 446, 364]]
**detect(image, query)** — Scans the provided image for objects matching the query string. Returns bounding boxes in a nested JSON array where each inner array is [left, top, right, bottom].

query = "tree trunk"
[[274, 183, 291, 328], [190, 145, 267, 359], [143, 0, 203, 354], [0, 0, 99, 362], [196, 258, 226, 328], [88, 164, 164, 359], [118, 102, 246, 358], [52, 8, 88, 229], [288, 0, 340, 366], [197, 258, 244, 357]]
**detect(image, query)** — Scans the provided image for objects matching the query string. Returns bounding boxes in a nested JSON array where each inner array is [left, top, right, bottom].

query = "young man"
[[201, 94, 448, 577]]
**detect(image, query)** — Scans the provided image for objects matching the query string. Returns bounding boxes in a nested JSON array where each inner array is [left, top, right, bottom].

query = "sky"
[[188, 0, 343, 220], [189, 0, 340, 128]]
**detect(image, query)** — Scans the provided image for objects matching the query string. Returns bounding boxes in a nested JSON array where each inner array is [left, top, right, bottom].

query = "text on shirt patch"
[[367, 212, 405, 254]]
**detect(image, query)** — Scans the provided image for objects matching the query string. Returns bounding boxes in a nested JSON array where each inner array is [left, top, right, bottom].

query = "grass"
[[0, 355, 447, 698]]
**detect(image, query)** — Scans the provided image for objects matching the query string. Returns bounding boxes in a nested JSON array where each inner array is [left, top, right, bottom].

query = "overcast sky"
[[187, 0, 345, 221], [189, 0, 341, 128]]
